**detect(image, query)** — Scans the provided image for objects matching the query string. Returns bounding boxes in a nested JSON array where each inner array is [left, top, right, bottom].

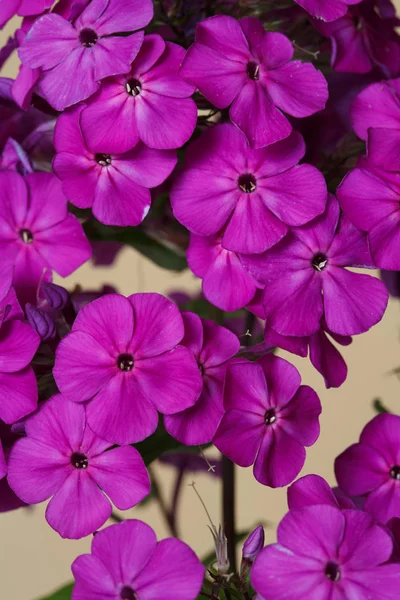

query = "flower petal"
[[90, 446, 150, 510], [164, 378, 224, 445], [322, 268, 388, 336], [135, 346, 202, 415], [7, 437, 70, 503], [0, 367, 38, 424], [253, 428, 306, 487], [277, 504, 345, 561], [91, 519, 157, 583], [266, 61, 328, 117], [136, 93, 197, 150], [128, 293, 184, 359], [0, 320, 39, 373], [86, 373, 159, 445], [134, 538, 204, 600], [230, 81, 292, 148], [213, 409, 263, 467], [53, 331, 116, 402], [335, 443, 388, 496], [46, 470, 111, 539]]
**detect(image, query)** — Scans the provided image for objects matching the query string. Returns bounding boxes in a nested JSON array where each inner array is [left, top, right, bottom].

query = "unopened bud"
[[26, 304, 56, 341], [240, 526, 264, 579], [40, 282, 69, 311]]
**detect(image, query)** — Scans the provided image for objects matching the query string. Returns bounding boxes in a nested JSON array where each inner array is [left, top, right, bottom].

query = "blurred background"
[[2, 7, 400, 598]]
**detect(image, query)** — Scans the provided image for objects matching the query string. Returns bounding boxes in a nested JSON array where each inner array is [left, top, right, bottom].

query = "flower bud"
[[26, 304, 56, 341], [210, 525, 230, 575], [40, 282, 69, 311], [240, 526, 264, 579]]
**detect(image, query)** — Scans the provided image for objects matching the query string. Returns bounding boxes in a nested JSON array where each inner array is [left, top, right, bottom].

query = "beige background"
[[2, 9, 400, 598]]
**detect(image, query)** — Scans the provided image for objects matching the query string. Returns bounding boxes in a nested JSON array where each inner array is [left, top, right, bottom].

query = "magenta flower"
[[316, 3, 400, 76], [288, 474, 355, 510], [180, 15, 328, 148], [335, 414, 400, 524], [71, 519, 204, 600], [0, 287, 39, 424], [164, 312, 240, 445], [0, 0, 52, 28], [251, 505, 400, 599], [293, 0, 362, 22], [53, 105, 177, 227], [213, 356, 321, 488], [171, 125, 327, 255], [243, 195, 388, 337], [8, 395, 150, 539], [264, 322, 352, 389], [53, 293, 203, 445], [80, 34, 197, 153], [18, 0, 154, 111], [187, 233, 262, 312], [0, 171, 91, 305], [351, 79, 400, 141], [337, 164, 400, 270]]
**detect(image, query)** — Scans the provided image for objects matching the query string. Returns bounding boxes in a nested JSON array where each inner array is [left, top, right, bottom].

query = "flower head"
[[213, 355, 321, 487], [294, 0, 362, 22], [0, 171, 91, 305], [53, 293, 203, 445], [337, 163, 400, 270], [164, 312, 240, 445], [71, 519, 204, 599], [0, 0, 52, 28], [335, 413, 400, 524], [8, 394, 150, 539], [0, 287, 39, 424], [19, 0, 154, 111], [251, 505, 400, 599], [172, 125, 327, 255], [243, 195, 388, 337], [54, 104, 177, 226], [351, 79, 400, 141], [80, 34, 197, 153], [316, 2, 400, 76], [180, 15, 328, 148]]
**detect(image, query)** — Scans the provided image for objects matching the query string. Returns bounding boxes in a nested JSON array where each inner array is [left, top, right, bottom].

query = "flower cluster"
[[1, 0, 400, 598]]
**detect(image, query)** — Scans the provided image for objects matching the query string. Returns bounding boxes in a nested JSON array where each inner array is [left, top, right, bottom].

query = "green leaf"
[[134, 421, 185, 466], [84, 220, 188, 272], [37, 582, 73, 600]]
